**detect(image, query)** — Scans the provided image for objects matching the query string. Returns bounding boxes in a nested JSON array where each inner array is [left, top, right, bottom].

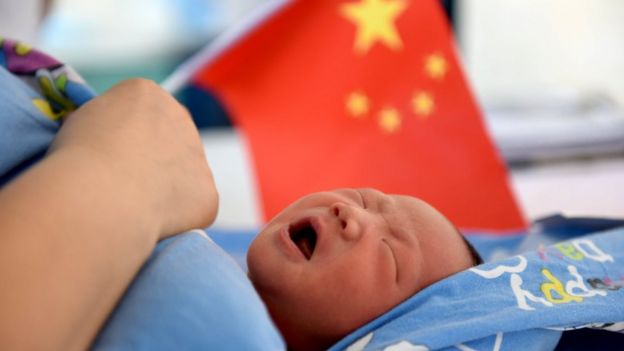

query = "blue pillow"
[[92, 230, 285, 350]]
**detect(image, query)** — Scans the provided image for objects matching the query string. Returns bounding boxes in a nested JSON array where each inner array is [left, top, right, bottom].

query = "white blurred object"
[[485, 91, 624, 163], [0, 0, 44, 43], [37, 0, 266, 68], [38, 0, 185, 66], [201, 129, 262, 227], [458, 1, 624, 162], [459, 0, 624, 108], [510, 157, 624, 219]]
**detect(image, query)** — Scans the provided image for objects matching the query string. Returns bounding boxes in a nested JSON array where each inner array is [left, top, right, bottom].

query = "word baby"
[[471, 235, 622, 311]]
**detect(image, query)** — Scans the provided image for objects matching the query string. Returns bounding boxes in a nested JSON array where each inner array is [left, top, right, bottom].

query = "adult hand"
[[51, 78, 218, 238], [0, 78, 218, 351]]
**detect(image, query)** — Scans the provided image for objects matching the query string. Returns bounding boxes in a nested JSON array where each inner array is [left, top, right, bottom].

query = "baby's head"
[[247, 188, 481, 350]]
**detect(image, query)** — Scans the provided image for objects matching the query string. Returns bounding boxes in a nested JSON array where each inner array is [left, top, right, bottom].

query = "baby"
[[247, 188, 482, 350]]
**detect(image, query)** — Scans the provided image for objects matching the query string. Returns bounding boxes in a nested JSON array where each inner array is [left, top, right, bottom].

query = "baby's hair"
[[461, 236, 484, 266], [448, 221, 484, 266]]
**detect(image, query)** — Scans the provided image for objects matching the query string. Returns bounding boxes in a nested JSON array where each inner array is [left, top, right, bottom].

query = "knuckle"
[[116, 78, 163, 99], [174, 103, 193, 121], [126, 77, 159, 90]]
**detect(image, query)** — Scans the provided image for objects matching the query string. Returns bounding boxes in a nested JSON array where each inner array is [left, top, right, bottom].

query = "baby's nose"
[[330, 202, 362, 241]]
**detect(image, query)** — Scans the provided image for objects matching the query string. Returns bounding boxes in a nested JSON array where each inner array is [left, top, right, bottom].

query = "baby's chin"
[[245, 235, 265, 285], [245, 228, 285, 297]]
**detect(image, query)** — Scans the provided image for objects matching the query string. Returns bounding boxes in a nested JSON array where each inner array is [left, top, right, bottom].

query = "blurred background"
[[2, 0, 623, 227]]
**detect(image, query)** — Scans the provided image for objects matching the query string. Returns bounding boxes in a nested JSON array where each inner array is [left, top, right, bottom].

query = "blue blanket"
[[93, 230, 285, 350], [330, 227, 624, 350]]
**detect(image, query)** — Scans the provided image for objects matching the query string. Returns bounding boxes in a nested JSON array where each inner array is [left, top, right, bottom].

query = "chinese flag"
[[191, 0, 526, 231]]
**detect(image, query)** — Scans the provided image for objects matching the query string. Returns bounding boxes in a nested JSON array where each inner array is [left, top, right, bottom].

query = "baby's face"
[[247, 188, 474, 350]]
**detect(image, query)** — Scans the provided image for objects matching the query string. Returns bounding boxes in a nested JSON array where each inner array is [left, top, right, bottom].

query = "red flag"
[[191, 0, 526, 231]]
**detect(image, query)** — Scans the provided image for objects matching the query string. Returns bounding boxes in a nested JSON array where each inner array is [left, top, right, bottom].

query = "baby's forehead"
[[301, 188, 364, 206]]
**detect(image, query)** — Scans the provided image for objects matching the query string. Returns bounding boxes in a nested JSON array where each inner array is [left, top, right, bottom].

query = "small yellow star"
[[345, 90, 370, 118], [411, 91, 435, 117], [425, 52, 448, 80], [340, 0, 408, 54], [378, 107, 401, 133]]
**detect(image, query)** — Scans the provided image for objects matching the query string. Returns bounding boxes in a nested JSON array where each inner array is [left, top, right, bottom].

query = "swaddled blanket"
[[331, 227, 624, 351]]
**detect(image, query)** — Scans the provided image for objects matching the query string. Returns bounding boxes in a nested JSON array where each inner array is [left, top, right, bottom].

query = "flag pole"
[[161, 0, 291, 94]]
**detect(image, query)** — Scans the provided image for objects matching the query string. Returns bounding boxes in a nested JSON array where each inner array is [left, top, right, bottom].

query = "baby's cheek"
[[246, 237, 277, 290], [324, 260, 385, 308]]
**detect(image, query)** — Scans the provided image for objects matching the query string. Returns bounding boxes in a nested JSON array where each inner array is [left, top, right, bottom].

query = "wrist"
[[0, 141, 163, 351], [46, 146, 163, 245]]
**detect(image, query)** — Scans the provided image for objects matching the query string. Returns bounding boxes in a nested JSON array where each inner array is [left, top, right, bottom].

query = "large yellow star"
[[378, 107, 401, 133], [345, 90, 370, 118], [340, 0, 408, 54]]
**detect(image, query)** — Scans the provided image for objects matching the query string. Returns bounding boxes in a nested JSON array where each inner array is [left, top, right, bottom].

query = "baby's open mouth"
[[289, 219, 317, 260]]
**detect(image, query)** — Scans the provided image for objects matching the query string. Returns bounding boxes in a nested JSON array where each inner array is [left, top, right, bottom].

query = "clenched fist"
[[50, 78, 218, 238]]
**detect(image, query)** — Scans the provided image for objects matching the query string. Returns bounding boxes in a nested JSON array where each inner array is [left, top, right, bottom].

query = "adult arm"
[[0, 79, 218, 351]]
